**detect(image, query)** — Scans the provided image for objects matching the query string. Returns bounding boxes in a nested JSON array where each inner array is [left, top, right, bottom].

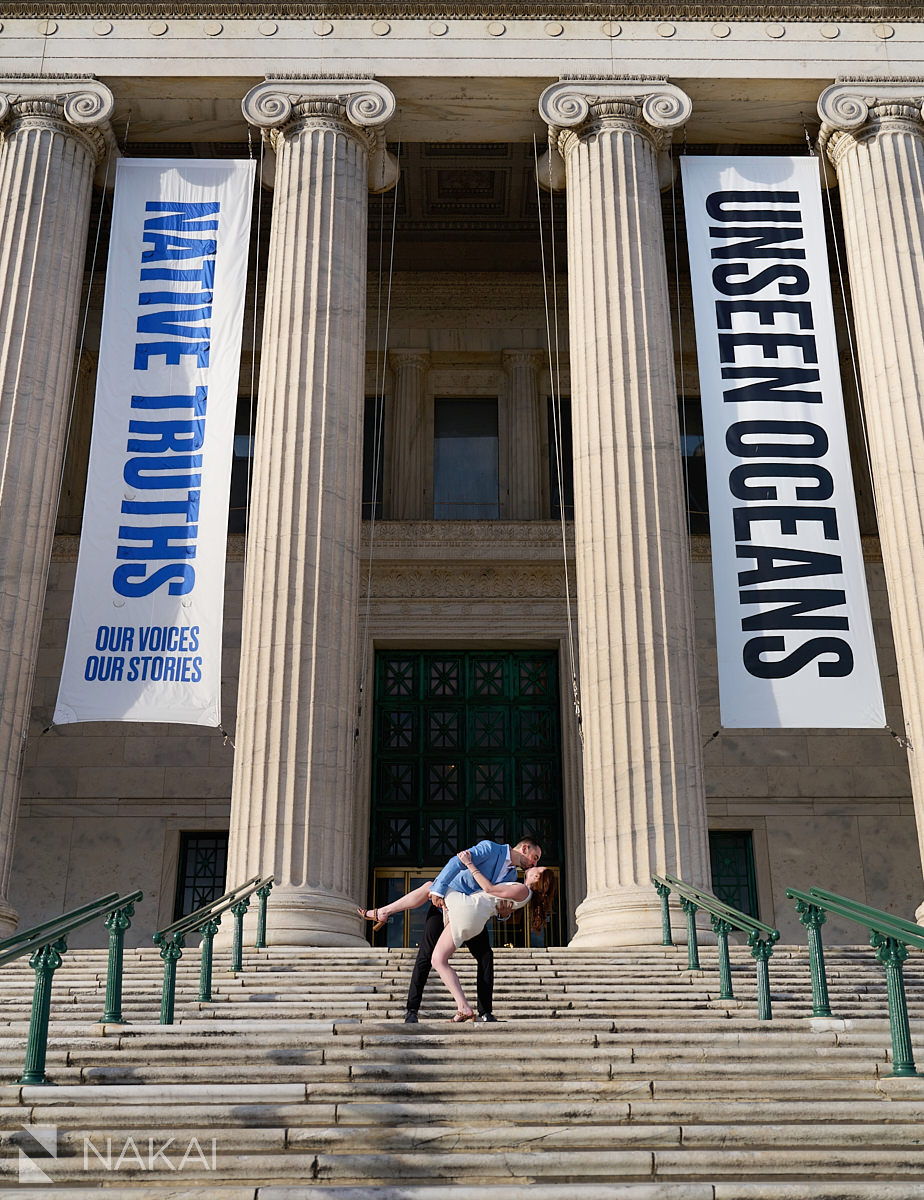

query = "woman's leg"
[[432, 925, 472, 1014], [371, 881, 435, 923]]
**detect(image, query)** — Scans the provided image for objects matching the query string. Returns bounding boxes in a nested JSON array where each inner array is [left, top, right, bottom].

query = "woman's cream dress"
[[443, 888, 531, 947]]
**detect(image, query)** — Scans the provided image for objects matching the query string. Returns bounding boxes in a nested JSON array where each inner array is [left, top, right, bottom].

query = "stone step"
[[0, 1038, 900, 1066], [254, 1186, 924, 1200], [296, 1076, 921, 1100], [3, 1013, 913, 1031], [1, 945, 922, 1191], [27, 1057, 885, 1086], [6, 1119, 924, 1158], [1, 951, 915, 968], [1, 1185, 923, 1200], [0, 1032, 902, 1060], [0, 1021, 880, 1053], [7, 1145, 924, 1185], [0, 957, 910, 975], [5, 1074, 915, 1106], [10, 1096, 924, 1129]]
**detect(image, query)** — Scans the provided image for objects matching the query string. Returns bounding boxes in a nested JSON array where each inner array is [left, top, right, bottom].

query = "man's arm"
[[428, 839, 496, 898], [458, 851, 529, 902]]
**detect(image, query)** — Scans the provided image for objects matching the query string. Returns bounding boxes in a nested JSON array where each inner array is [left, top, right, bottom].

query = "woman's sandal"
[[449, 1010, 475, 1023], [357, 906, 387, 931]]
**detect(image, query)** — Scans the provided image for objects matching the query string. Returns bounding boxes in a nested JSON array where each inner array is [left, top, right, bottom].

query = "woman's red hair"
[[529, 869, 557, 932]]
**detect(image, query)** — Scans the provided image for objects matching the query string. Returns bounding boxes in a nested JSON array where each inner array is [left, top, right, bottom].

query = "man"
[[403, 837, 542, 1024]]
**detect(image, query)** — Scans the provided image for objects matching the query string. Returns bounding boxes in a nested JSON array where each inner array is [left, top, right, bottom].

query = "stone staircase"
[[1, 942, 924, 1197]]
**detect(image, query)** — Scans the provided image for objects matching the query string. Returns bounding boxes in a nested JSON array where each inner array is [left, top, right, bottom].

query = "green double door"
[[370, 650, 565, 945]]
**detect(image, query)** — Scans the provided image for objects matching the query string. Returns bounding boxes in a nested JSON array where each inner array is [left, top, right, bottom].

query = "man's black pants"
[[405, 902, 493, 1015]]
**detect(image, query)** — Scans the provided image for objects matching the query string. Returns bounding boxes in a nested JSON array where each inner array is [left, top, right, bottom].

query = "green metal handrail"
[[786, 884, 924, 1077], [652, 872, 780, 1019], [153, 874, 274, 1025], [0, 890, 142, 1085], [0, 893, 120, 963]]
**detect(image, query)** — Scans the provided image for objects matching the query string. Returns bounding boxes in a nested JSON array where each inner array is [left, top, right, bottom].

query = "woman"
[[360, 851, 557, 1021]]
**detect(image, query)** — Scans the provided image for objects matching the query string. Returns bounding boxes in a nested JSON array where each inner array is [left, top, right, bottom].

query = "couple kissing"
[[360, 837, 556, 1022]]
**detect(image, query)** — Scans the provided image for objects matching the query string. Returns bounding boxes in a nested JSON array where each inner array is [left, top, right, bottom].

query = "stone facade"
[[1, 12, 923, 949]]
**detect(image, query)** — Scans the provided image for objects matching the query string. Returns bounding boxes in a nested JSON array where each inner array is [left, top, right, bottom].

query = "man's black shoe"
[[404, 1010, 419, 1024], [477, 1013, 498, 1023]]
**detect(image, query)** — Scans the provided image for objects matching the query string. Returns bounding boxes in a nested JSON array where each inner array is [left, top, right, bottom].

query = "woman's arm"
[[458, 850, 529, 901]]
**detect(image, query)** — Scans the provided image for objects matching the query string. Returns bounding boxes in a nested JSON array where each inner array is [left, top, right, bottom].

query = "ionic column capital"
[[388, 348, 430, 373], [818, 80, 924, 166], [243, 77, 396, 132], [0, 76, 115, 161], [502, 348, 545, 371], [243, 77, 398, 191], [539, 77, 691, 155]]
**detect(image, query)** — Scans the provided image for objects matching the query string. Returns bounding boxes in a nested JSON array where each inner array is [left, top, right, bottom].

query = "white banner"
[[682, 156, 884, 728], [54, 159, 254, 726]]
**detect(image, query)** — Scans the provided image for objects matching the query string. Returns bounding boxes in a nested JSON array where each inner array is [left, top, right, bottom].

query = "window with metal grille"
[[363, 396, 385, 520], [433, 399, 499, 519], [548, 396, 573, 520], [173, 832, 229, 921], [228, 396, 254, 535], [680, 397, 709, 535], [709, 830, 759, 920]]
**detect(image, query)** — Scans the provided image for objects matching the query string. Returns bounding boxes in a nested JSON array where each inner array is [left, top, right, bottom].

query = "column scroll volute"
[[538, 78, 691, 191], [0, 76, 116, 162], [242, 77, 399, 192], [818, 80, 924, 168], [539, 78, 691, 141]]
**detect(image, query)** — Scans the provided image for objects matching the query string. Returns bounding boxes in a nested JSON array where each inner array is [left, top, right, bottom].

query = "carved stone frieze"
[[0, 3, 919, 21], [361, 519, 574, 558], [363, 562, 575, 599], [58, 531, 882, 567], [383, 271, 568, 309]]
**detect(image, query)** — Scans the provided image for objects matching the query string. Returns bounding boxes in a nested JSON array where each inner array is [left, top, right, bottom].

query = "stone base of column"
[[215, 888, 369, 949], [0, 895, 17, 939], [570, 886, 715, 948]]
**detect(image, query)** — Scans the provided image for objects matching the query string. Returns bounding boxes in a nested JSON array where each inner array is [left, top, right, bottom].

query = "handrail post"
[[100, 901, 135, 1024], [255, 880, 273, 949], [197, 917, 220, 1003], [795, 899, 833, 1018], [230, 897, 250, 973], [711, 915, 734, 1000], [156, 935, 185, 1025], [679, 897, 700, 970], [19, 938, 67, 1085], [654, 881, 673, 947], [871, 932, 918, 1077], [749, 933, 775, 1021]]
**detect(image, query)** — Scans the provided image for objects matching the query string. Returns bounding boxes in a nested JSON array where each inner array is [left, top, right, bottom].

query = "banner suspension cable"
[[803, 113, 881, 534], [357, 142, 401, 756], [39, 139, 117, 737], [534, 132, 582, 743]]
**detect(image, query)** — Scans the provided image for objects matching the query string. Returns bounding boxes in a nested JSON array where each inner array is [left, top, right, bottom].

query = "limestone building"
[[1, 1, 923, 951]]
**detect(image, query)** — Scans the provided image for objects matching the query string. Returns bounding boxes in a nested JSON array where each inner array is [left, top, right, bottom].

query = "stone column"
[[387, 349, 429, 520], [235, 79, 397, 945], [0, 78, 114, 936], [818, 82, 924, 919], [503, 349, 543, 520], [539, 79, 711, 946]]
